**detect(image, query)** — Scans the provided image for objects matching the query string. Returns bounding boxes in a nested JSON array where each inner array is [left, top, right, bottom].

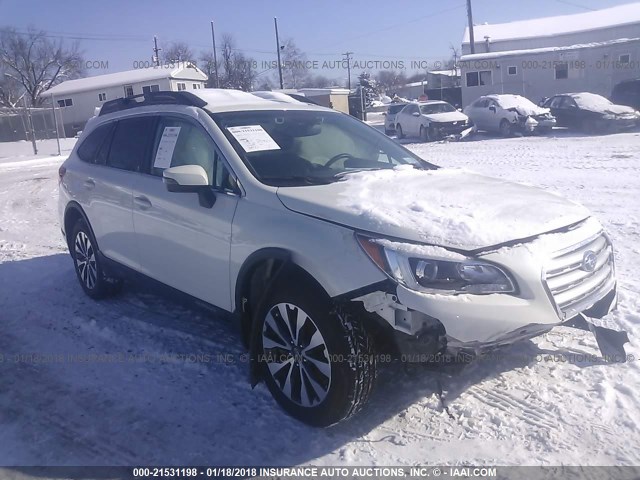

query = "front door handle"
[[83, 179, 95, 190], [133, 195, 152, 210]]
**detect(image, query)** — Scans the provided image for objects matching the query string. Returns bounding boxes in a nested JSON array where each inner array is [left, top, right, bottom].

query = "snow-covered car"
[[383, 102, 407, 135], [59, 89, 623, 427], [395, 101, 470, 141], [464, 94, 556, 136], [541, 92, 640, 133]]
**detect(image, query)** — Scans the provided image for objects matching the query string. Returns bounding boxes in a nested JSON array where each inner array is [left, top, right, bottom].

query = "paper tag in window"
[[227, 125, 280, 152], [154, 126, 181, 168]]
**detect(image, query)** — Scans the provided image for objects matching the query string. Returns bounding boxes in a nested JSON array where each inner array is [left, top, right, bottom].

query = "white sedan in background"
[[464, 94, 556, 136], [395, 101, 471, 142]]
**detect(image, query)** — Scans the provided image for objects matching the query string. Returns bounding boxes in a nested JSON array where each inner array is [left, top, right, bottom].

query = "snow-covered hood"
[[423, 111, 468, 123], [509, 104, 550, 117], [276, 167, 590, 251]]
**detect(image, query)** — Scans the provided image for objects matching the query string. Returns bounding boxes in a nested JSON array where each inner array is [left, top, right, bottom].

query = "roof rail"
[[99, 91, 208, 116]]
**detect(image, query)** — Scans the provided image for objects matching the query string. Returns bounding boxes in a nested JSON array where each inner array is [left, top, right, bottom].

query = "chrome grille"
[[544, 232, 615, 319]]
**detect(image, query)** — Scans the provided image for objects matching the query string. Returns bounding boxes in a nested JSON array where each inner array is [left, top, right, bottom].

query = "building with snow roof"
[[43, 65, 207, 136], [459, 2, 640, 106]]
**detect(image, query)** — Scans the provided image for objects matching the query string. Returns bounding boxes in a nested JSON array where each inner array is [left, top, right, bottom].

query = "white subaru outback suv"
[[59, 89, 623, 427]]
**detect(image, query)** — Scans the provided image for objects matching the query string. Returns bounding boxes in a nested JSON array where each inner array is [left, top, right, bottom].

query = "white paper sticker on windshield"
[[227, 125, 280, 152], [154, 126, 181, 168]]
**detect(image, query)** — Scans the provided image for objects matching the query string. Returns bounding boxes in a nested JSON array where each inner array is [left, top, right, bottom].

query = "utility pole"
[[153, 36, 161, 66], [343, 52, 353, 90], [466, 0, 475, 54], [210, 21, 220, 88], [274, 17, 284, 89]]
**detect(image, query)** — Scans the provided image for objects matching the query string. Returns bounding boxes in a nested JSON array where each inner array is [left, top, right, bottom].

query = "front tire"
[[70, 219, 121, 299], [396, 123, 405, 139], [257, 277, 376, 427], [499, 119, 512, 137]]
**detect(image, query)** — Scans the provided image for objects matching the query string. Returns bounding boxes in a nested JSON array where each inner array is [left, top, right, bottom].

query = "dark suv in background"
[[611, 79, 640, 111]]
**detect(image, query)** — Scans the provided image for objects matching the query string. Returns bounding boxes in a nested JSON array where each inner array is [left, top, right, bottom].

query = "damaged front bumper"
[[352, 220, 628, 363]]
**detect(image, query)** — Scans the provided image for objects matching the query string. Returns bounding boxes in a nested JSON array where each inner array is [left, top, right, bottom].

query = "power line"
[[322, 4, 466, 48], [553, 0, 596, 11]]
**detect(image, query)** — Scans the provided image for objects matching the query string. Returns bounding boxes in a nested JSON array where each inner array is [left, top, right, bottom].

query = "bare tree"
[[375, 70, 407, 93], [0, 62, 22, 108], [219, 34, 255, 91], [302, 74, 332, 88], [163, 41, 195, 64], [280, 38, 310, 89], [0, 27, 84, 107], [199, 51, 220, 87]]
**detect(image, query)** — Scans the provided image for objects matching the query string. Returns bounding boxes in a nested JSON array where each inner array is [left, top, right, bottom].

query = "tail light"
[[58, 165, 66, 183]]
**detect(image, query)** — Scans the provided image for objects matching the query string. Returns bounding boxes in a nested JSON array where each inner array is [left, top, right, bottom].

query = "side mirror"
[[489, 105, 496, 113], [163, 165, 216, 208], [412, 111, 420, 117]]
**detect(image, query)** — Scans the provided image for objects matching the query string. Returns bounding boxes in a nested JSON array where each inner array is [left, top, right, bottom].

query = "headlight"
[[356, 234, 516, 295], [603, 114, 617, 120]]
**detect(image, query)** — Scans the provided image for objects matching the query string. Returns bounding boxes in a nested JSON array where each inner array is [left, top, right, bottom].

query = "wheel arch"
[[63, 202, 97, 251]]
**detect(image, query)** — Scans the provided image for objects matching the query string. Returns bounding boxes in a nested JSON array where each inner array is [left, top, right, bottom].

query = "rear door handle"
[[83, 179, 95, 189], [133, 195, 152, 210]]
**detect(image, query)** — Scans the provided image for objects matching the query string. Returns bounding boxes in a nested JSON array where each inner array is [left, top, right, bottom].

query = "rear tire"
[[70, 219, 122, 299], [396, 123, 405, 139], [257, 276, 376, 427]]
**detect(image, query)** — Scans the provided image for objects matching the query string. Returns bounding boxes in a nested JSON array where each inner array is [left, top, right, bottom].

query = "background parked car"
[[542, 92, 640, 133], [384, 103, 408, 135], [611, 79, 640, 111], [395, 101, 470, 141], [464, 94, 556, 137]]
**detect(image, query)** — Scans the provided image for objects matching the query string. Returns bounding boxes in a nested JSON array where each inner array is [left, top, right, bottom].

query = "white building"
[[459, 2, 640, 106], [44, 65, 208, 136]]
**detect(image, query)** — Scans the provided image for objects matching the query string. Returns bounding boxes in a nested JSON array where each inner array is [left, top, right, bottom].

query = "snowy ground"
[[0, 132, 639, 467]]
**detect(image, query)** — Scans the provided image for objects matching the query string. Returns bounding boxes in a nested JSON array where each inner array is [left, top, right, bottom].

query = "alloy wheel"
[[262, 303, 331, 407], [74, 231, 97, 290]]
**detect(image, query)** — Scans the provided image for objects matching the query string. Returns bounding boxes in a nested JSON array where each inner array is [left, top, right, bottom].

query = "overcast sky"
[[2, 0, 634, 84]]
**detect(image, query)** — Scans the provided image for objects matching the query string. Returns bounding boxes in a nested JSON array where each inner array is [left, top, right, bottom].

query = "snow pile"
[[374, 239, 467, 261], [338, 166, 590, 250]]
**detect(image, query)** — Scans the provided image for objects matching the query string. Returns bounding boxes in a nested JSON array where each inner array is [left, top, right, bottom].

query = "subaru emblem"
[[581, 250, 597, 272]]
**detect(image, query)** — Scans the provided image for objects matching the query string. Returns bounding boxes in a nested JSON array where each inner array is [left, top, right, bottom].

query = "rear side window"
[[77, 123, 113, 163], [107, 116, 156, 172]]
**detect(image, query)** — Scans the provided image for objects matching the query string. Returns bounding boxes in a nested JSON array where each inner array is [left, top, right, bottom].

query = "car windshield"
[[420, 103, 456, 114], [212, 110, 434, 186]]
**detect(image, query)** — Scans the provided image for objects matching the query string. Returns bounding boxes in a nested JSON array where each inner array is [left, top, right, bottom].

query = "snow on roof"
[[428, 68, 461, 77], [251, 91, 302, 103], [462, 2, 640, 44], [461, 37, 640, 61], [193, 88, 327, 113], [44, 65, 207, 97]]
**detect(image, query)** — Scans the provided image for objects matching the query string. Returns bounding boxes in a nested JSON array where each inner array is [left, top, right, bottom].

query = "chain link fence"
[[0, 106, 66, 156]]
